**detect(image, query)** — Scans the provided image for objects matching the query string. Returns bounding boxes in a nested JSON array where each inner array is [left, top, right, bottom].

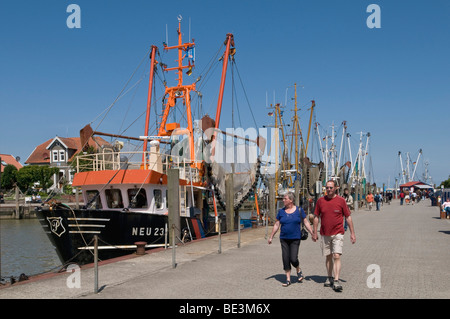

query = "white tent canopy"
[[415, 184, 433, 189]]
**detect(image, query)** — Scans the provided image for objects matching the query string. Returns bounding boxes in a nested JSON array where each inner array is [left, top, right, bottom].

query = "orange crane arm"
[[142, 45, 158, 161], [214, 33, 234, 131]]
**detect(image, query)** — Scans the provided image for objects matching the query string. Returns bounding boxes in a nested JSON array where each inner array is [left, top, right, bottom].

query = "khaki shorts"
[[320, 234, 344, 256]]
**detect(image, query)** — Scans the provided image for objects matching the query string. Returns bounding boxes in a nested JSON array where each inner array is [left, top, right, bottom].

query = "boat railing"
[[75, 150, 203, 182]]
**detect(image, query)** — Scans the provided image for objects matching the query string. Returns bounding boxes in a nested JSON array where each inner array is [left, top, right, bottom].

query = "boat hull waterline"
[[36, 207, 206, 266]]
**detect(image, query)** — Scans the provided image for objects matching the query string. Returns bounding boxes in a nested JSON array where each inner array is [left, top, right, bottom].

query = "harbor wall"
[[0, 202, 82, 219]]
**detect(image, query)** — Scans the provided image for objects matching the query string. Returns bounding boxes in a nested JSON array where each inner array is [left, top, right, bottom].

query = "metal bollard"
[[94, 235, 98, 294], [218, 218, 222, 254], [164, 223, 168, 250], [172, 224, 176, 268], [237, 213, 241, 248], [135, 241, 146, 255], [265, 211, 269, 240]]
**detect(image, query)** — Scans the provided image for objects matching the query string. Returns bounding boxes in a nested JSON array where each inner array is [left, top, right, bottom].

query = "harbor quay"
[[1, 199, 450, 300]]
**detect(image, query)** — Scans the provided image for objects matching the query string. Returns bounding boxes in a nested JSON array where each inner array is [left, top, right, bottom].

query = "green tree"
[[16, 166, 36, 192], [1, 164, 18, 190], [16, 165, 60, 192], [35, 166, 60, 191], [440, 175, 450, 188]]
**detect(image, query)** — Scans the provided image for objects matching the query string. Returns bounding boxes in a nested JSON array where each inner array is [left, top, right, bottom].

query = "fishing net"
[[199, 116, 264, 211]]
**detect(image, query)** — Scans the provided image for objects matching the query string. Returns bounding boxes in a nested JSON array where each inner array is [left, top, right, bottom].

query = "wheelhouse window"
[[86, 190, 102, 209], [105, 189, 124, 208], [154, 189, 162, 209], [127, 188, 148, 208]]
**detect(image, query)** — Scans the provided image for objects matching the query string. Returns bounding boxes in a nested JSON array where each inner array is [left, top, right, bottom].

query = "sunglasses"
[[326, 187, 335, 189]]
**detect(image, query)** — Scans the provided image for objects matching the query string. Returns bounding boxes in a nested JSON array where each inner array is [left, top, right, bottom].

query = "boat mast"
[[330, 123, 335, 179], [291, 84, 306, 180], [347, 132, 353, 178], [324, 130, 329, 181], [398, 151, 406, 184], [316, 122, 324, 164], [209, 33, 234, 164], [214, 33, 235, 131], [304, 100, 315, 158], [411, 149, 422, 181], [293, 84, 299, 177], [142, 45, 158, 162], [361, 132, 370, 181], [351, 132, 364, 186], [337, 121, 347, 177], [159, 17, 197, 166], [276, 103, 289, 187], [406, 152, 411, 182]]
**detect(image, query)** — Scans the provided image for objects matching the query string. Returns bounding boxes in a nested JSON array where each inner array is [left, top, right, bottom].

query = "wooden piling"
[[225, 173, 234, 232], [172, 224, 176, 268], [168, 168, 180, 247], [15, 185, 20, 219], [294, 179, 300, 206], [269, 178, 276, 225], [75, 187, 80, 210], [94, 235, 99, 293], [218, 217, 222, 254]]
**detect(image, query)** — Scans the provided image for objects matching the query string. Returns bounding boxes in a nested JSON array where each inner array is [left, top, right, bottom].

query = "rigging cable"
[[232, 59, 258, 129], [118, 58, 149, 135], [196, 42, 225, 92], [88, 47, 152, 134]]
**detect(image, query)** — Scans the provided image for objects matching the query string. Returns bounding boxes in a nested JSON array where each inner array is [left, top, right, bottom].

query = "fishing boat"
[[36, 18, 263, 266]]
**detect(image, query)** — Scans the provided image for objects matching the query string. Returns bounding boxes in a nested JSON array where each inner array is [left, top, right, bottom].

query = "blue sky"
[[1, 0, 449, 187]]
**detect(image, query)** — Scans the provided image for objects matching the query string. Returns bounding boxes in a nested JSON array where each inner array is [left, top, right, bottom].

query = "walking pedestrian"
[[268, 192, 314, 287], [411, 191, 417, 204], [366, 192, 374, 211], [312, 180, 356, 292], [387, 192, 392, 204], [400, 191, 405, 205], [342, 188, 353, 231], [374, 192, 382, 211]]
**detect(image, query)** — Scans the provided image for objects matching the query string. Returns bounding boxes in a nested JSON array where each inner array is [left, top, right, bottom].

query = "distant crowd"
[[398, 189, 427, 206], [328, 187, 433, 212]]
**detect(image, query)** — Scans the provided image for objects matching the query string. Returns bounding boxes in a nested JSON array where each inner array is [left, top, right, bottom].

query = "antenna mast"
[[159, 16, 198, 166]]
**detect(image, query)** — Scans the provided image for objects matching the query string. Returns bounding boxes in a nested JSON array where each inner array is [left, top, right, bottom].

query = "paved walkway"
[[1, 199, 449, 299]]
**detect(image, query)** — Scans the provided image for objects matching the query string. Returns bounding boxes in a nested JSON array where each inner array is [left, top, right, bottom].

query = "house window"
[[153, 189, 162, 209], [105, 189, 124, 208], [53, 150, 58, 162], [127, 188, 148, 208], [68, 170, 74, 183], [59, 150, 65, 162]]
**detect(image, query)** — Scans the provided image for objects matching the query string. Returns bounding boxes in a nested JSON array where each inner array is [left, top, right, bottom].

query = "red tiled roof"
[[399, 181, 426, 188], [25, 136, 111, 164], [25, 138, 53, 165], [0, 154, 23, 172]]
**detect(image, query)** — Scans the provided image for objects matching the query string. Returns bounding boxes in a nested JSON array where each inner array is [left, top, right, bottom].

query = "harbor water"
[[0, 210, 259, 280], [1, 219, 61, 280]]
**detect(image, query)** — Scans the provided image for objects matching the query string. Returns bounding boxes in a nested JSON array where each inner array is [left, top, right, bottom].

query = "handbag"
[[301, 224, 308, 240]]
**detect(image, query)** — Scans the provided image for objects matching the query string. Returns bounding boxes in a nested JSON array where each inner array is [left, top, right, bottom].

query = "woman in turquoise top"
[[268, 192, 313, 286]]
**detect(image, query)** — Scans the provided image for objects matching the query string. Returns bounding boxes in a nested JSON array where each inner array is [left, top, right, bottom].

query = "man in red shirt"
[[312, 180, 356, 292]]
